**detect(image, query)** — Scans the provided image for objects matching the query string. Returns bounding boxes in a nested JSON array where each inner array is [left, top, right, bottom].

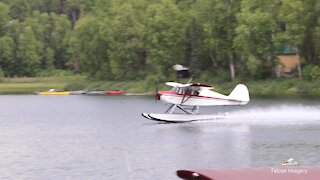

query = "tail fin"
[[228, 84, 250, 103]]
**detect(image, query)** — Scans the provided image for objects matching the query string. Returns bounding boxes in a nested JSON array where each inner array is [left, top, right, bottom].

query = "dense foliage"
[[0, 0, 320, 82]]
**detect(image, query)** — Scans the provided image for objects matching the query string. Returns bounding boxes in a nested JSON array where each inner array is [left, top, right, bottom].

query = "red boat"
[[177, 167, 320, 180], [105, 90, 124, 95]]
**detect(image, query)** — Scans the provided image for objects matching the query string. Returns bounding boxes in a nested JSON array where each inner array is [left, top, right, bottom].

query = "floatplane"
[[142, 64, 250, 122]]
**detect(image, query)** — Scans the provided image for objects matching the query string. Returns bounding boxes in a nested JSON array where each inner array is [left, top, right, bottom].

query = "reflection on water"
[[0, 95, 319, 179]]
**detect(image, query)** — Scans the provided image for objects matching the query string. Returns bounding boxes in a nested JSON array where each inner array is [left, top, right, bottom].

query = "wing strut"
[[177, 105, 194, 114], [165, 104, 177, 114], [165, 104, 200, 115]]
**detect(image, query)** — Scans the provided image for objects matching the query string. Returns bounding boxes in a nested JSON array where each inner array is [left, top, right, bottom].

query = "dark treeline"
[[0, 0, 320, 82]]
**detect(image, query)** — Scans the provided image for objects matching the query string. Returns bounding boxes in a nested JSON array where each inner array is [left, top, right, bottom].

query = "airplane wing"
[[165, 82, 191, 87], [165, 82, 213, 88], [190, 83, 213, 89]]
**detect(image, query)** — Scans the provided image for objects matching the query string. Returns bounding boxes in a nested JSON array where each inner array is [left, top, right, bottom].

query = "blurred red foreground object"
[[177, 167, 320, 180]]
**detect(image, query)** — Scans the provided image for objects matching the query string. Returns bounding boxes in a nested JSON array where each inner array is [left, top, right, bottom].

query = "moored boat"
[[84, 90, 106, 95], [36, 91, 70, 95], [69, 90, 88, 95], [35, 89, 70, 95], [105, 90, 124, 95]]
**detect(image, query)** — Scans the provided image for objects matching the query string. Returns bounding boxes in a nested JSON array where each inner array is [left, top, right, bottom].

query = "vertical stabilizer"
[[228, 84, 250, 103]]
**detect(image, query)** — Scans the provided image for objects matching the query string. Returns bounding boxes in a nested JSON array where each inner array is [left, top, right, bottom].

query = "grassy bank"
[[0, 76, 319, 96], [0, 77, 152, 95], [0, 76, 85, 94]]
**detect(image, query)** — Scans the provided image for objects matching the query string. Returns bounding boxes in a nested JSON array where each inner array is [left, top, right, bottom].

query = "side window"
[[172, 87, 178, 93], [191, 89, 199, 96], [191, 87, 199, 96], [185, 88, 191, 95]]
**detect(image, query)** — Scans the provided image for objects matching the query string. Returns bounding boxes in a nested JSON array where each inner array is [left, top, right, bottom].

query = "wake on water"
[[197, 104, 320, 125]]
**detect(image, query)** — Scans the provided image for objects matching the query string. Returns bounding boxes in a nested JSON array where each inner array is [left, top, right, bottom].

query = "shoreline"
[[0, 77, 320, 96]]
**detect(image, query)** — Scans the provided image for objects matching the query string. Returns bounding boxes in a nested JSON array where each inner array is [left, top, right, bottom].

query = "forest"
[[0, 0, 320, 83]]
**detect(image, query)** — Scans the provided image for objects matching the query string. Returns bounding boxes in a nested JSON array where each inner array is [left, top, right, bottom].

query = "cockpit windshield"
[[172, 87, 199, 96]]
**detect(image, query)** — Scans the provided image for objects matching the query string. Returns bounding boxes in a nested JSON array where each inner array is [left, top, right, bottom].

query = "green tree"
[[301, 0, 319, 63], [234, 0, 277, 78], [66, 0, 81, 27], [3, 0, 33, 20], [315, 1, 320, 64], [69, 14, 111, 79], [0, 36, 14, 76], [107, 0, 147, 80], [194, 0, 241, 80], [23, 11, 49, 70], [51, 13, 72, 69], [301, 0, 320, 64], [0, 2, 9, 36], [16, 27, 41, 76], [21, 11, 72, 70], [274, 0, 306, 52], [145, 0, 188, 78]]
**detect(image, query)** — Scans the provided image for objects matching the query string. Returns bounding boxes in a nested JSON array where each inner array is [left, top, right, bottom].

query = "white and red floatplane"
[[142, 81, 250, 123]]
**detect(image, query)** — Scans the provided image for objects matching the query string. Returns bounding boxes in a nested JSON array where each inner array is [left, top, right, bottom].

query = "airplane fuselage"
[[157, 89, 248, 106]]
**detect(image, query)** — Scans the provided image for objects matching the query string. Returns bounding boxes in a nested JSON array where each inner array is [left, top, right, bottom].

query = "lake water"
[[0, 95, 319, 179]]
